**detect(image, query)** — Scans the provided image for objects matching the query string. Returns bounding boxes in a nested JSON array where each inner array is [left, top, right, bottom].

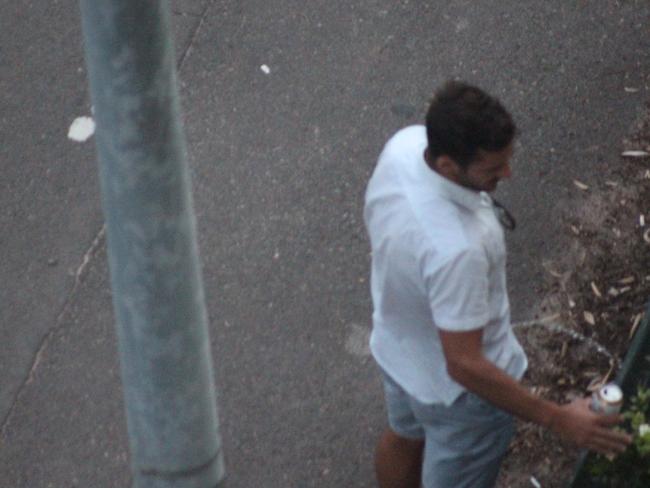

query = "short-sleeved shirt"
[[364, 125, 528, 406]]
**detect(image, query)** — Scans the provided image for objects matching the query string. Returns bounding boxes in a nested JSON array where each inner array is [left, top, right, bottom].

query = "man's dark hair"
[[425, 81, 516, 169]]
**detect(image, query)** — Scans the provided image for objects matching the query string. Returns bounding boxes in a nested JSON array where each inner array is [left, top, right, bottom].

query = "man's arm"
[[438, 328, 632, 455]]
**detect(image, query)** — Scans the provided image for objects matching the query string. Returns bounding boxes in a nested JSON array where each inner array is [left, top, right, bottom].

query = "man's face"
[[455, 143, 513, 193]]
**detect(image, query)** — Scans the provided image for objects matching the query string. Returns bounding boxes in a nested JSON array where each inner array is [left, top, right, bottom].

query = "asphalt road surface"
[[1, 0, 649, 486]]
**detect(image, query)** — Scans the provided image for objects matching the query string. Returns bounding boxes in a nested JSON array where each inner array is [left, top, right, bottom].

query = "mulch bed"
[[498, 104, 650, 488]]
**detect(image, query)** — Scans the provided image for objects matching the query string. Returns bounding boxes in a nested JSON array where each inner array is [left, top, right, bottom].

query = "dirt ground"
[[496, 103, 650, 488]]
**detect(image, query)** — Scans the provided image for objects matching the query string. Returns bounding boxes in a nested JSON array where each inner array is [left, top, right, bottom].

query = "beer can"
[[590, 383, 623, 415]]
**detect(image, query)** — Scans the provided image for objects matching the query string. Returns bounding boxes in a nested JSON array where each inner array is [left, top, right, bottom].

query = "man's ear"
[[435, 155, 460, 178]]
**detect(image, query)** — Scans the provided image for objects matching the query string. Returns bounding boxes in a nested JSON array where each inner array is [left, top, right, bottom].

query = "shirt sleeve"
[[422, 248, 490, 331]]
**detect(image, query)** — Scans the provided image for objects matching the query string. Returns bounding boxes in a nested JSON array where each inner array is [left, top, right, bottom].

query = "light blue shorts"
[[381, 370, 515, 488]]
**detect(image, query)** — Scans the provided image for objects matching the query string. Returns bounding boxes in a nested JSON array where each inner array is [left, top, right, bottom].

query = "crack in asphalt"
[[0, 225, 106, 438], [178, 0, 214, 73]]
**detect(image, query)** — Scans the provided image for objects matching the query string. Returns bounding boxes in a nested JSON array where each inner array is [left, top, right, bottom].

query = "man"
[[363, 81, 631, 488]]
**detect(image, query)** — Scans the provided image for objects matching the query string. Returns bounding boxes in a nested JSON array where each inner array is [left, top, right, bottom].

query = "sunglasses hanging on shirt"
[[491, 198, 516, 231]]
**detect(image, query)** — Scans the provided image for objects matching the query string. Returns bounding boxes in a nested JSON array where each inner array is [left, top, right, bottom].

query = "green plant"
[[587, 386, 650, 487]]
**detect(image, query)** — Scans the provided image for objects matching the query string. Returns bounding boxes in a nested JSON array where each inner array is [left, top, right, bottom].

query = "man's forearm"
[[448, 355, 560, 429], [438, 328, 632, 454]]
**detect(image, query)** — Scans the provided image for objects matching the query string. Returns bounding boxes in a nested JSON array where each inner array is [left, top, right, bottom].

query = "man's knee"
[[381, 428, 424, 454]]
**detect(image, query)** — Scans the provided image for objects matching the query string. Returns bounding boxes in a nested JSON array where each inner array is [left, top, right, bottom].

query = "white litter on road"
[[260, 64, 271, 75], [530, 476, 542, 488], [68, 116, 95, 142], [622, 150, 650, 157]]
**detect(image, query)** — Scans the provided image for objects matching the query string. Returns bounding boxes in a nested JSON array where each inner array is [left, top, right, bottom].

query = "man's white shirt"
[[364, 125, 528, 406]]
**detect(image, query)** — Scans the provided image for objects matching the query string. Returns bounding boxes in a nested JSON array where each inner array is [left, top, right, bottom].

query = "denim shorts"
[[381, 370, 515, 488]]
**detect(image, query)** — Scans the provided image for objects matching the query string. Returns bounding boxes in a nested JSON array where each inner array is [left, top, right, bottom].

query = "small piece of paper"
[[260, 64, 271, 74], [68, 116, 95, 142], [584, 311, 596, 326]]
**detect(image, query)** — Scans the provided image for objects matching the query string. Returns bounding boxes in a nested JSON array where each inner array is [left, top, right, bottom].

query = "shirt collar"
[[415, 156, 493, 212]]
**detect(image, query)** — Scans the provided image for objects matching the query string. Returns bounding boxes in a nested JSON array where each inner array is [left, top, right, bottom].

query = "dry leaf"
[[584, 311, 596, 325], [560, 341, 568, 359], [546, 268, 564, 279], [602, 364, 615, 384], [630, 314, 642, 336], [622, 150, 650, 158], [573, 180, 589, 191], [618, 276, 635, 285], [587, 376, 604, 392], [590, 281, 602, 298]]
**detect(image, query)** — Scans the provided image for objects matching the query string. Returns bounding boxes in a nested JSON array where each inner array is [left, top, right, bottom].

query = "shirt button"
[[479, 192, 492, 207]]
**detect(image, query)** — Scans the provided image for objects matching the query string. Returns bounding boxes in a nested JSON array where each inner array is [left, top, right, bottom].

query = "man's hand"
[[550, 397, 633, 455]]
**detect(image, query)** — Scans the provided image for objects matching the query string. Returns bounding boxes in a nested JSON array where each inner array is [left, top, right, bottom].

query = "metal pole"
[[78, 1, 225, 486]]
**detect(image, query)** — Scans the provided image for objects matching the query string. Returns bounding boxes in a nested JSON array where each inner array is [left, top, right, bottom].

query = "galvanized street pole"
[[78, 1, 225, 486]]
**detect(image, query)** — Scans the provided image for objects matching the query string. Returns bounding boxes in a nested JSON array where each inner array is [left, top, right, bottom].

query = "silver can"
[[590, 383, 623, 415]]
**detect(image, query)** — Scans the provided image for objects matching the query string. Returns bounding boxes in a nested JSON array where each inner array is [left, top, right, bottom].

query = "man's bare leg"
[[375, 429, 424, 488]]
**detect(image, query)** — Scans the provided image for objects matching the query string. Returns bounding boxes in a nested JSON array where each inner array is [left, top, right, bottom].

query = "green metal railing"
[[79, 1, 225, 486]]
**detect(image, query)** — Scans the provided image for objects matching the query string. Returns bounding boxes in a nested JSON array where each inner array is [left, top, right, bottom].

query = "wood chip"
[[619, 286, 632, 294], [570, 225, 580, 236], [573, 180, 589, 190], [602, 364, 615, 384], [546, 268, 564, 279], [560, 341, 568, 359], [618, 276, 636, 285], [584, 311, 596, 326], [622, 150, 650, 158], [605, 180, 619, 187], [630, 313, 643, 339], [587, 376, 604, 392], [590, 281, 602, 298]]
